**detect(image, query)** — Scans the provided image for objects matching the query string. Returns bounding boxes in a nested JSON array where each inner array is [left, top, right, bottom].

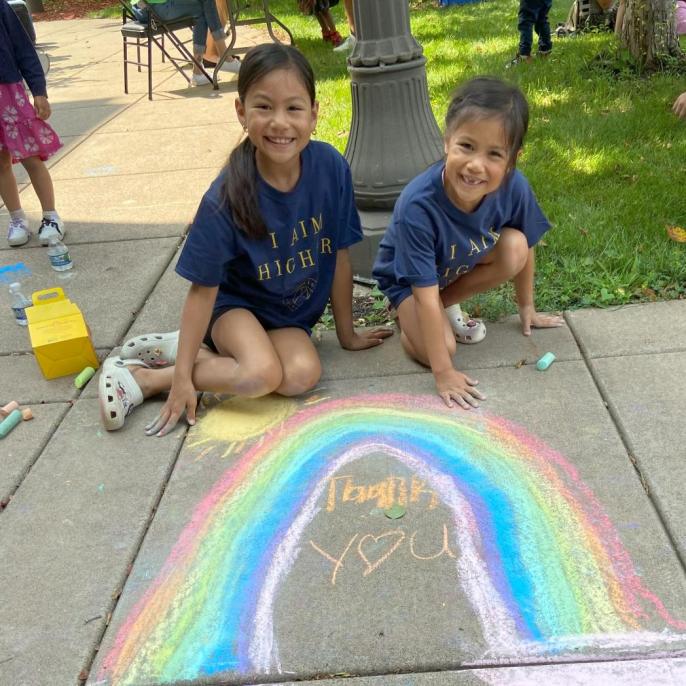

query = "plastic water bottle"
[[9, 282, 32, 326], [47, 236, 73, 271]]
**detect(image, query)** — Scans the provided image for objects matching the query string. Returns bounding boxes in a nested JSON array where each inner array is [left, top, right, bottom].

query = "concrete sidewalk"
[[1, 18, 686, 686]]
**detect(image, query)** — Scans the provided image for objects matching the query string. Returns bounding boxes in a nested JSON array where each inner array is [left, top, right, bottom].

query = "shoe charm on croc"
[[445, 303, 487, 344], [120, 331, 179, 368]]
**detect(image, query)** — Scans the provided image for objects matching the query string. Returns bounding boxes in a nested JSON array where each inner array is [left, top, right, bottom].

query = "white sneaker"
[[7, 217, 30, 246], [333, 34, 356, 53], [217, 58, 240, 74], [38, 216, 65, 245], [192, 73, 212, 86]]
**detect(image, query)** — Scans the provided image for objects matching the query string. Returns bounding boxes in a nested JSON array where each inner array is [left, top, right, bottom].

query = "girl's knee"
[[235, 359, 283, 397], [278, 357, 321, 397], [497, 229, 529, 276]]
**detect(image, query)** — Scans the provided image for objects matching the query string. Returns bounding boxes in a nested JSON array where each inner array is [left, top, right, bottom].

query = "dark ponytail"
[[223, 44, 316, 240]]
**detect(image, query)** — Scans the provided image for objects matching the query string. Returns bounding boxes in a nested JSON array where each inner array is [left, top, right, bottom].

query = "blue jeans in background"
[[132, 0, 225, 54], [517, 0, 553, 56]]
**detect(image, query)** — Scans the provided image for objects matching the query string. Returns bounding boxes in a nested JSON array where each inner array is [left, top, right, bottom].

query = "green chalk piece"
[[536, 352, 556, 371], [0, 409, 22, 438], [384, 504, 406, 520], [74, 366, 96, 388]]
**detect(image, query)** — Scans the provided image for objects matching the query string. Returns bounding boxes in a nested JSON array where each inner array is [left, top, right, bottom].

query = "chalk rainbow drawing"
[[99, 394, 686, 685]]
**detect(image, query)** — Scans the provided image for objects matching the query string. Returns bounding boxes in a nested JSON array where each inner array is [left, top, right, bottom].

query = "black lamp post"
[[344, 0, 443, 275]]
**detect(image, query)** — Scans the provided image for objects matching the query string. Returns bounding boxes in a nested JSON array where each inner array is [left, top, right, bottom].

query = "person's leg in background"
[[203, 0, 229, 65], [534, 0, 553, 55], [333, 0, 356, 53], [316, 5, 342, 46], [512, 0, 535, 64], [194, 0, 240, 75]]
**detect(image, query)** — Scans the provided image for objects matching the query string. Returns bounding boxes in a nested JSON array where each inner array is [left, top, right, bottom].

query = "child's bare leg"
[[396, 295, 456, 367], [132, 309, 285, 398], [320, 9, 336, 32], [20, 155, 55, 211], [0, 149, 21, 211], [440, 228, 528, 307], [314, 10, 333, 33], [267, 328, 321, 396], [343, 0, 355, 32]]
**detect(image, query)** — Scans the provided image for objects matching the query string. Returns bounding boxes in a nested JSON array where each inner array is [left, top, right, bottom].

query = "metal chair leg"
[[147, 35, 153, 100], [123, 36, 129, 93]]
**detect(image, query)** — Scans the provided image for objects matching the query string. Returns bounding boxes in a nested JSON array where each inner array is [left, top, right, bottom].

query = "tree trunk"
[[619, 0, 681, 69]]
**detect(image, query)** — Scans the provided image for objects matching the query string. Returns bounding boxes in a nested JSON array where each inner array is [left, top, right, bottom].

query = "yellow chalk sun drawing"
[[188, 395, 297, 459]]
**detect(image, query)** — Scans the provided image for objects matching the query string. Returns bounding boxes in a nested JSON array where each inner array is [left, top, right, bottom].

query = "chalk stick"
[[1, 400, 19, 417], [74, 366, 96, 389], [21, 408, 33, 421], [0, 409, 22, 438], [536, 352, 556, 371]]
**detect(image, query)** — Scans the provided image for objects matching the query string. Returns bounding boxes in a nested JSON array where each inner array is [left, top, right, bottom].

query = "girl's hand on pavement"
[[145, 379, 197, 437], [519, 305, 564, 336], [434, 368, 485, 409], [340, 327, 394, 350]]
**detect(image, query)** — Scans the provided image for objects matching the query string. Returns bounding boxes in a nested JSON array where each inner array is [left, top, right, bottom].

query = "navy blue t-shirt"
[[0, 0, 46, 96], [373, 162, 550, 308], [176, 141, 362, 333]]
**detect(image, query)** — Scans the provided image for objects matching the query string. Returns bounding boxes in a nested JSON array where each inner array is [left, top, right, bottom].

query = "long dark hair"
[[445, 77, 529, 170], [223, 44, 316, 239]]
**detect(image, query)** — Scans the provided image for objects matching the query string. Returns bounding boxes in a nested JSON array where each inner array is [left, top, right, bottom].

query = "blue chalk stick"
[[536, 352, 556, 371], [0, 409, 22, 438]]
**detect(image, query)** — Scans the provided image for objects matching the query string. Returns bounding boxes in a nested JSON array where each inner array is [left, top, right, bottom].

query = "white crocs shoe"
[[99, 358, 145, 431], [120, 330, 179, 367], [445, 303, 486, 344]]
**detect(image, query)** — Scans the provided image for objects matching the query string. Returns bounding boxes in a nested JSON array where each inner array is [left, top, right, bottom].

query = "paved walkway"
[[1, 18, 686, 686]]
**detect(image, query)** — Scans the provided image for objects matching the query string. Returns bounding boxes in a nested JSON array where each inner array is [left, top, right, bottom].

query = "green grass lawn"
[[96, 0, 686, 318]]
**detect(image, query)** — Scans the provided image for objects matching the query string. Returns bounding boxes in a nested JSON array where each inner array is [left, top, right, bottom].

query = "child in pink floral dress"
[[0, 0, 64, 247]]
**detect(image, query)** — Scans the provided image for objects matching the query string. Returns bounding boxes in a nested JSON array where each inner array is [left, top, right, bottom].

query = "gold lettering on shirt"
[[449, 243, 458, 260], [467, 239, 482, 257], [256, 215, 329, 280], [488, 226, 500, 243], [298, 249, 315, 269]]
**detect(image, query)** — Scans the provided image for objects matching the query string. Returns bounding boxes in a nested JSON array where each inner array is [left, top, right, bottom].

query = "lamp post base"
[[349, 209, 393, 278]]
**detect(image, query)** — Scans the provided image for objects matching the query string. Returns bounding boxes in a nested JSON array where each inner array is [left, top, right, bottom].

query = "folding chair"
[[118, 0, 215, 100]]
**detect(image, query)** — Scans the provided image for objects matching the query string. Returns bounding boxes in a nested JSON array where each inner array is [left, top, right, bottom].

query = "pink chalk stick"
[[1, 401, 19, 417]]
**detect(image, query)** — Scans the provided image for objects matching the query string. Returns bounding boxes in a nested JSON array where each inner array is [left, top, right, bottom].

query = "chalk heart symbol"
[[358, 530, 405, 576]]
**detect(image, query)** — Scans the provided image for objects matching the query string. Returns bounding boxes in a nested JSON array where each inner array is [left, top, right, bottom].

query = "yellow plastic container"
[[26, 287, 99, 380]]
